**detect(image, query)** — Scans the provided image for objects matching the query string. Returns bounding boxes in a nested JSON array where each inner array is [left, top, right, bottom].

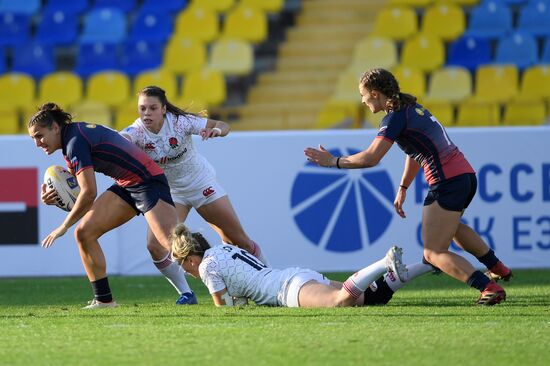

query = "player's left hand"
[[304, 145, 336, 167], [42, 224, 68, 248], [394, 189, 407, 219], [200, 127, 222, 140]]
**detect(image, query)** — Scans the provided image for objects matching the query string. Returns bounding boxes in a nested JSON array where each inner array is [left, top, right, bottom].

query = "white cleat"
[[385, 246, 408, 282], [82, 299, 118, 309]]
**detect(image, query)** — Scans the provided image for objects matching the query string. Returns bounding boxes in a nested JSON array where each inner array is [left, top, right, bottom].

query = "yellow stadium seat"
[[181, 69, 226, 107], [174, 6, 219, 42], [114, 100, 139, 131], [517, 65, 550, 101], [421, 2, 465, 41], [392, 66, 426, 97], [0, 73, 35, 109], [173, 98, 208, 114], [163, 37, 206, 76], [317, 99, 361, 129], [388, 0, 434, 6], [208, 39, 254, 76], [86, 71, 131, 108], [332, 70, 362, 103], [69, 100, 112, 126], [503, 100, 547, 126], [421, 101, 455, 126], [348, 36, 398, 76], [241, 0, 284, 13], [222, 4, 267, 44], [424, 66, 472, 104], [373, 6, 417, 41], [471, 65, 518, 104], [192, 0, 235, 13], [37, 72, 83, 108], [133, 69, 178, 99], [0, 106, 20, 134], [401, 33, 445, 73], [446, 0, 479, 5], [456, 101, 500, 127]]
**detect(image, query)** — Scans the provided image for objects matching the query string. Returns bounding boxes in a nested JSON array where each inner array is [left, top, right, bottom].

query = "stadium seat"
[[400, 34, 445, 72], [373, 6, 417, 41], [503, 100, 547, 125], [120, 40, 163, 76], [222, 4, 268, 44], [35, 10, 79, 46], [0, 106, 20, 134], [174, 5, 219, 42], [471, 64, 519, 103], [93, 0, 136, 13], [12, 43, 56, 79], [133, 69, 178, 98], [517, 0, 550, 38], [113, 100, 139, 131], [140, 0, 188, 12], [494, 32, 538, 70], [240, 0, 284, 13], [69, 100, 112, 125], [543, 37, 550, 63], [191, 0, 234, 13], [456, 101, 500, 126], [392, 66, 426, 97], [0, 12, 31, 47], [129, 9, 173, 43], [163, 37, 206, 76], [347, 36, 398, 75], [75, 42, 119, 78], [80, 7, 127, 43], [0, 0, 40, 15], [421, 101, 455, 126], [37, 72, 83, 108], [330, 70, 362, 105], [86, 71, 131, 108], [208, 39, 254, 76], [317, 100, 360, 129], [424, 66, 472, 104], [464, 0, 513, 40], [0, 73, 35, 109], [447, 35, 492, 71], [517, 65, 550, 101], [421, 2, 465, 41], [0, 47, 6, 75], [43, 0, 89, 16], [181, 69, 226, 107]]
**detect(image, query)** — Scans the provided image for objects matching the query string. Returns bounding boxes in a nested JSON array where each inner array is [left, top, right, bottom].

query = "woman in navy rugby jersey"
[[305, 69, 512, 305], [28, 103, 194, 308]]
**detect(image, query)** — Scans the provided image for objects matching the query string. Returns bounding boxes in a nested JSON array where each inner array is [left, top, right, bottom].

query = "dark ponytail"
[[28, 102, 73, 129]]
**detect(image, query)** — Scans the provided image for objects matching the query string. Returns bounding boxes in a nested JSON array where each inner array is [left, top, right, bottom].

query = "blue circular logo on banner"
[[291, 148, 395, 253]]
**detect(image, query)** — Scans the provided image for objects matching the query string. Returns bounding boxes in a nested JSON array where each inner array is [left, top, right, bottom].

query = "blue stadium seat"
[[465, 0, 513, 40], [0, 0, 40, 15], [129, 10, 173, 43], [35, 10, 78, 46], [495, 32, 539, 70], [0, 12, 31, 47], [43, 0, 89, 16], [517, 0, 550, 38], [12, 43, 56, 79], [80, 7, 127, 43], [0, 47, 5, 74], [93, 0, 137, 13], [542, 37, 550, 63], [140, 0, 188, 12], [447, 35, 492, 71], [75, 42, 119, 78], [120, 40, 163, 76]]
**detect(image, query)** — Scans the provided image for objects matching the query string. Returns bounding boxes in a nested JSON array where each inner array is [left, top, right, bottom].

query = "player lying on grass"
[[171, 223, 436, 307]]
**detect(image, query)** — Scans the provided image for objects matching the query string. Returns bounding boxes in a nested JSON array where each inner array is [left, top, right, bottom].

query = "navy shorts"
[[424, 173, 477, 212], [108, 174, 174, 215]]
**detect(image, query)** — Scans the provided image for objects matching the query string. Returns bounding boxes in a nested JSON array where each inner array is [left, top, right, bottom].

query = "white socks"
[[343, 257, 387, 298], [383, 261, 433, 292], [153, 252, 192, 295]]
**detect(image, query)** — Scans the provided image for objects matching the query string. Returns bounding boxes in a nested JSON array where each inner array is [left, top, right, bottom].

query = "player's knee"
[[73, 222, 100, 244]]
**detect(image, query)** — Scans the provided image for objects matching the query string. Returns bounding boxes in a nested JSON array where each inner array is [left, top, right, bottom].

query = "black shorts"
[[424, 173, 477, 212], [107, 174, 174, 215]]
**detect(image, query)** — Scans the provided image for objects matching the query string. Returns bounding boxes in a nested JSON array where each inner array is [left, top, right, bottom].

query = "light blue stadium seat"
[[75, 42, 119, 78], [129, 9, 173, 43], [494, 32, 539, 70], [0, 0, 40, 15], [465, 0, 513, 40], [80, 7, 127, 43], [0, 12, 31, 47], [447, 35, 492, 71], [140, 0, 188, 12], [93, 0, 137, 13], [517, 0, 550, 38], [12, 43, 56, 79], [35, 10, 78, 46], [43, 0, 89, 16], [120, 40, 163, 76]]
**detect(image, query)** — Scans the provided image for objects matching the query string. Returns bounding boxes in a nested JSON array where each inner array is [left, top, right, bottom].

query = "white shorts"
[[281, 269, 330, 308], [170, 180, 227, 209]]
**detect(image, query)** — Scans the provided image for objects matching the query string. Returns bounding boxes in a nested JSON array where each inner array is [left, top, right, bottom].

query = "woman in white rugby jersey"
[[170, 223, 417, 307], [121, 86, 269, 304]]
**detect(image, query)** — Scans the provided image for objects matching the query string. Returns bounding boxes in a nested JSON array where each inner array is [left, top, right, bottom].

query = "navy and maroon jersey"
[[61, 122, 163, 187], [376, 104, 474, 185]]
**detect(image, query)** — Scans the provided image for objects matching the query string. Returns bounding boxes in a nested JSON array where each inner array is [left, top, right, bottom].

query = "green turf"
[[1, 270, 549, 366]]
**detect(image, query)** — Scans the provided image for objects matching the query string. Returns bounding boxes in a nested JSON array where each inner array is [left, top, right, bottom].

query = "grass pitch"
[[1, 270, 549, 366]]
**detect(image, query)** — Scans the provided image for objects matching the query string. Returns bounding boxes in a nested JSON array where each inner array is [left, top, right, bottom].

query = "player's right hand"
[[41, 183, 59, 205]]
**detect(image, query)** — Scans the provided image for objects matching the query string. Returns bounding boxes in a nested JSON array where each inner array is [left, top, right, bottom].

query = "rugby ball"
[[43, 165, 80, 212]]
